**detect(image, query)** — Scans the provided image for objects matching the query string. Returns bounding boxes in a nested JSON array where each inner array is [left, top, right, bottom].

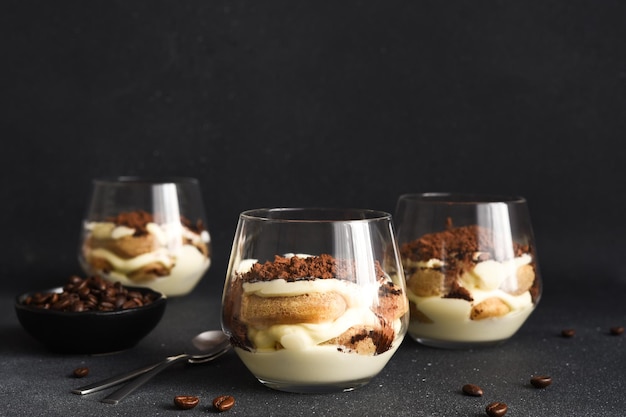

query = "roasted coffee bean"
[[73, 367, 89, 378], [33, 293, 51, 304], [122, 300, 138, 309], [99, 301, 115, 311], [22, 276, 157, 313], [212, 395, 235, 412], [127, 291, 142, 299], [101, 295, 117, 305], [561, 328, 575, 338], [52, 298, 71, 310], [485, 401, 508, 417], [78, 286, 90, 298], [174, 395, 199, 410], [462, 383, 484, 397], [530, 375, 552, 388], [90, 277, 107, 292], [610, 326, 624, 335], [115, 295, 127, 308]]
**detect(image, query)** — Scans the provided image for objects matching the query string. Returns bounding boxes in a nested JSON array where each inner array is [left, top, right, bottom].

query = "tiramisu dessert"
[[400, 223, 540, 346], [222, 253, 408, 391], [80, 210, 211, 296]]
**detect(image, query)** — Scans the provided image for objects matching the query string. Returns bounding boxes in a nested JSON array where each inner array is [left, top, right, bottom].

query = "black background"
[[3, 1, 625, 292]]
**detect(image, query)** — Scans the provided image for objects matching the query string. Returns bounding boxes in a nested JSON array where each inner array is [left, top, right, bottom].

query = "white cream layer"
[[235, 340, 401, 386], [97, 246, 210, 296]]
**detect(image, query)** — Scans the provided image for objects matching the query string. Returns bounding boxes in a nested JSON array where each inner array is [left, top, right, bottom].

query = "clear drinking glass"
[[221, 208, 409, 393], [78, 177, 211, 297], [394, 193, 542, 348]]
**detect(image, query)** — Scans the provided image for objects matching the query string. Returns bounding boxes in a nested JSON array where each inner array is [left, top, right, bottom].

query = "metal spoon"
[[72, 330, 231, 404]]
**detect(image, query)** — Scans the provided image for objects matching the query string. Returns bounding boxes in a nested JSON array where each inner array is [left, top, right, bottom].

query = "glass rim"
[[240, 207, 392, 223], [92, 176, 200, 186], [398, 192, 527, 205]]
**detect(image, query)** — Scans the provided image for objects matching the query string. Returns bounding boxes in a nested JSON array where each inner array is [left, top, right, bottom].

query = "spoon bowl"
[[189, 330, 230, 359]]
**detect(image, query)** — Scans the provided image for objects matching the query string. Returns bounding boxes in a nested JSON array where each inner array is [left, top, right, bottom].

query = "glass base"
[[413, 336, 507, 349], [257, 377, 372, 394]]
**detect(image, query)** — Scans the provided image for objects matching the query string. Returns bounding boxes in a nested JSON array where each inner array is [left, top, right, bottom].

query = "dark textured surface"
[[2, 268, 625, 417]]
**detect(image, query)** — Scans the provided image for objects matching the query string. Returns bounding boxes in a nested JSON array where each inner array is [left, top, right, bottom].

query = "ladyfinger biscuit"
[[470, 297, 511, 320], [240, 292, 347, 326], [87, 233, 160, 258]]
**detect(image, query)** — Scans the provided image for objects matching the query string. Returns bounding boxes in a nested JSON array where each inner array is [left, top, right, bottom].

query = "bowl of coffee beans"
[[15, 276, 167, 354]]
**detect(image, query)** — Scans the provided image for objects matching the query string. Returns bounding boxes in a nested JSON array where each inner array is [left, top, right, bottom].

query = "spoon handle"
[[101, 354, 190, 405], [71, 362, 161, 395]]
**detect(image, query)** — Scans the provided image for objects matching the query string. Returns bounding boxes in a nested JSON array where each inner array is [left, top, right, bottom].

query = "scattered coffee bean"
[[561, 328, 575, 338], [530, 375, 552, 388], [485, 401, 508, 417], [73, 367, 89, 378], [212, 395, 235, 412], [462, 383, 484, 397], [22, 276, 158, 313], [609, 326, 624, 336], [173, 395, 199, 410]]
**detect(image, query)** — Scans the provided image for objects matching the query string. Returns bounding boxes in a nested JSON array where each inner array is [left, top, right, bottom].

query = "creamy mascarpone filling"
[[413, 253, 532, 292], [235, 341, 402, 386], [82, 221, 210, 296], [242, 278, 391, 351], [407, 253, 536, 342]]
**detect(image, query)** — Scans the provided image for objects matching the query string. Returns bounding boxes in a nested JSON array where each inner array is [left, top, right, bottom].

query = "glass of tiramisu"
[[395, 193, 542, 349], [78, 177, 212, 297], [221, 208, 409, 393]]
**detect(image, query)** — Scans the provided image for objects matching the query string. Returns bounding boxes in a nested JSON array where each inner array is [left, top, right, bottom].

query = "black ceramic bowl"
[[15, 286, 167, 354]]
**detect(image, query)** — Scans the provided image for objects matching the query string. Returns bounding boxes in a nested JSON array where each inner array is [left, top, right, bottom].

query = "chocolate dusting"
[[240, 254, 387, 283], [107, 210, 154, 236], [444, 281, 473, 302], [372, 319, 395, 354], [222, 275, 252, 350], [180, 216, 206, 234], [347, 324, 394, 355], [400, 225, 518, 262], [400, 224, 534, 296], [106, 210, 206, 236]]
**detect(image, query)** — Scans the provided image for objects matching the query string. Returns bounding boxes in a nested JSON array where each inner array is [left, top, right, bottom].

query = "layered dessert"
[[80, 210, 211, 296], [400, 224, 540, 345], [222, 253, 408, 391]]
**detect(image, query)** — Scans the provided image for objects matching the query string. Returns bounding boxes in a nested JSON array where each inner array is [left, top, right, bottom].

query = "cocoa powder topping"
[[400, 224, 533, 297], [106, 210, 205, 236], [107, 210, 154, 236], [240, 254, 386, 283], [401, 225, 531, 264]]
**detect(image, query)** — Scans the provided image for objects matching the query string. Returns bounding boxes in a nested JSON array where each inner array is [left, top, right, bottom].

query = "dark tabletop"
[[2, 261, 625, 417]]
